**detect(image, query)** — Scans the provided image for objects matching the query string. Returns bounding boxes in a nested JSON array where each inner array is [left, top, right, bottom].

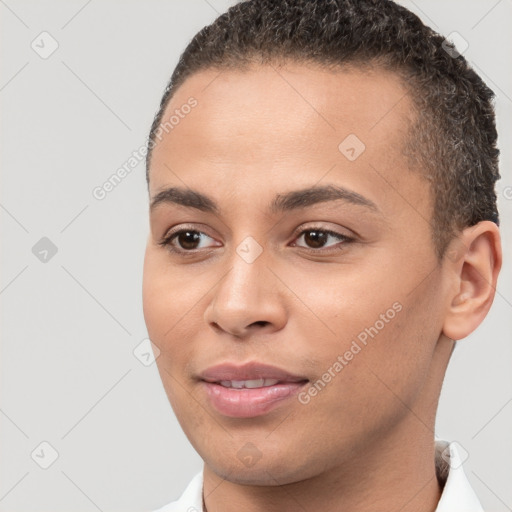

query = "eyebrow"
[[149, 184, 379, 215]]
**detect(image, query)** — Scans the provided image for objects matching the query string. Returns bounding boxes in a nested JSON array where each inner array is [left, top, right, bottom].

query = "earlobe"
[[442, 221, 502, 341]]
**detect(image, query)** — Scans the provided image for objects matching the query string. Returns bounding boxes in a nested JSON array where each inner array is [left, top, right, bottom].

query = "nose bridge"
[[205, 233, 286, 336], [217, 235, 269, 310]]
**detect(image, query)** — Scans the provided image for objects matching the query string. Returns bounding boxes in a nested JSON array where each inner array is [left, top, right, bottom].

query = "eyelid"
[[290, 222, 354, 239], [161, 223, 215, 240], [158, 224, 220, 251], [289, 225, 354, 251]]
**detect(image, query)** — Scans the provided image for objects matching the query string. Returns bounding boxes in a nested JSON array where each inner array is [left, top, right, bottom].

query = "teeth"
[[218, 378, 280, 389], [245, 379, 264, 388]]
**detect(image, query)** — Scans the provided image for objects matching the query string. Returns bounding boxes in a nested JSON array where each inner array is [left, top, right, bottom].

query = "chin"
[[203, 447, 321, 487]]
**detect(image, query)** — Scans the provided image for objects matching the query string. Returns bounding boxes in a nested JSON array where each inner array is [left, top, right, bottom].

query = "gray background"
[[1, 0, 511, 511]]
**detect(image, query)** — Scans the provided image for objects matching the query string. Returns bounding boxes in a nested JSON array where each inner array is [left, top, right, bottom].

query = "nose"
[[203, 248, 287, 339]]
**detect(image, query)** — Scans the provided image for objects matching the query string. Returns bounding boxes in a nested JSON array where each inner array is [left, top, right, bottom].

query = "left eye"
[[292, 228, 351, 250]]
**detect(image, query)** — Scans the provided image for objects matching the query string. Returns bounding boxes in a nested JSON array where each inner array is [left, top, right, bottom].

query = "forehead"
[[149, 63, 422, 213]]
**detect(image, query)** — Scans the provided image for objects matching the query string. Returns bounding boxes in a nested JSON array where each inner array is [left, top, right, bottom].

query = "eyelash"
[[158, 226, 354, 255]]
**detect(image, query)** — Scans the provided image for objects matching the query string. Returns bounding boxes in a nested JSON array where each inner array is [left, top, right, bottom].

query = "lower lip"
[[201, 381, 308, 418]]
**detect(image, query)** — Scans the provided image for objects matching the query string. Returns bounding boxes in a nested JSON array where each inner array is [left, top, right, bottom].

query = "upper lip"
[[199, 362, 308, 383]]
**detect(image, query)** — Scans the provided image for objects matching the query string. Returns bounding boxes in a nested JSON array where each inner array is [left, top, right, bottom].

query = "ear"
[[442, 221, 502, 341]]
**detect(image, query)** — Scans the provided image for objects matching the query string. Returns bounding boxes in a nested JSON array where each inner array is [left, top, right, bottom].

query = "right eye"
[[158, 228, 221, 253]]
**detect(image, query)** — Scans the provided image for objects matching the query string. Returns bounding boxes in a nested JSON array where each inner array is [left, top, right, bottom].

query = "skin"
[[142, 63, 502, 512]]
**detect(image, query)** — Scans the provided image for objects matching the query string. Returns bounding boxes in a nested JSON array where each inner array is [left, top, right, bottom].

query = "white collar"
[[153, 440, 483, 512], [434, 440, 484, 512]]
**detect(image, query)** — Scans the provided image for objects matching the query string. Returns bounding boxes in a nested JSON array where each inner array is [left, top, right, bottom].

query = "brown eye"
[[293, 228, 352, 250], [303, 230, 328, 248], [159, 229, 219, 253], [176, 231, 201, 250]]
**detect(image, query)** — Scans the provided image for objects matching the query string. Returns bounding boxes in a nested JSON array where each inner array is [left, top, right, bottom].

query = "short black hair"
[[146, 0, 500, 257]]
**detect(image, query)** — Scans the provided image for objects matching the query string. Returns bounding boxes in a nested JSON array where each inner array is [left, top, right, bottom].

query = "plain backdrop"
[[1, 1, 511, 511]]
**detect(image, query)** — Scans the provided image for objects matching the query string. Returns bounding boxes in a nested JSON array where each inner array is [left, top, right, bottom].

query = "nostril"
[[210, 322, 223, 333], [251, 321, 269, 327]]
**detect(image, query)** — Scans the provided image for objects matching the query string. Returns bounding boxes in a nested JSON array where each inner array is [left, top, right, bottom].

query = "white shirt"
[[152, 440, 483, 512]]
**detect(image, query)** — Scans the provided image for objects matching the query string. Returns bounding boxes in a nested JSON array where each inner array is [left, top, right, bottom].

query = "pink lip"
[[199, 362, 307, 382], [198, 362, 309, 418]]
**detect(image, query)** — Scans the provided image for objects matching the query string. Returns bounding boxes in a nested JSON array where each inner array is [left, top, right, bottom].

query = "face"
[[142, 63, 452, 485]]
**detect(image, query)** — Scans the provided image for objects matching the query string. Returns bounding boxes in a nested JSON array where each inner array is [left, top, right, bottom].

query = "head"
[[142, 0, 502, 486]]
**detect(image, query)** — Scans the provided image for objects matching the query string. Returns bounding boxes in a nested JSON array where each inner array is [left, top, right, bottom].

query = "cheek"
[[142, 247, 162, 328], [142, 249, 198, 390], [338, 299, 438, 423], [142, 248, 193, 340], [279, 262, 395, 347], [288, 266, 439, 420], [142, 251, 197, 417]]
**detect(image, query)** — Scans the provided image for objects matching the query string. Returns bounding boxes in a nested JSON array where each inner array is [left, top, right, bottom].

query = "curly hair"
[[146, 0, 500, 258]]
